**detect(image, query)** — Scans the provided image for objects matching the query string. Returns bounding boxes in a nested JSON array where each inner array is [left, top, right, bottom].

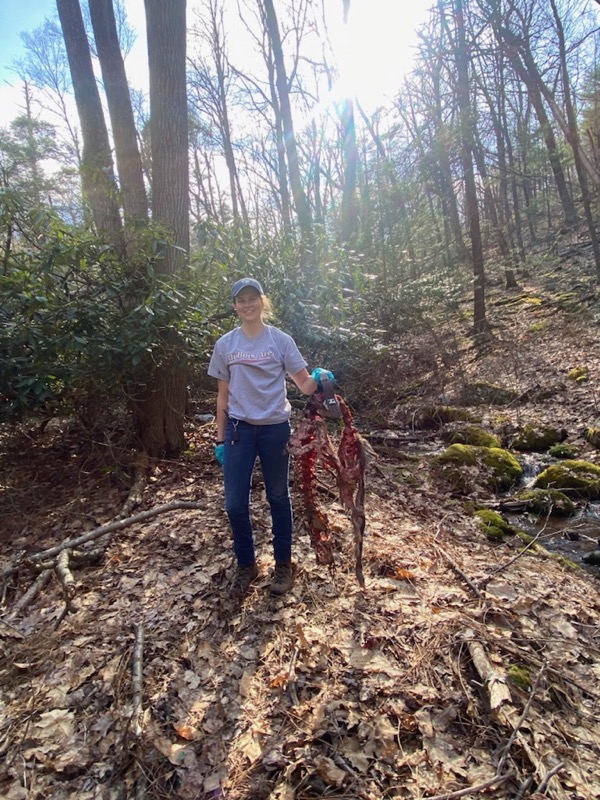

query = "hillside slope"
[[1, 260, 599, 800]]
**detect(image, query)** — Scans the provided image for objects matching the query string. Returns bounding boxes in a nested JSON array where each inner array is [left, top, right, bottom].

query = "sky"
[[0, 0, 434, 127]]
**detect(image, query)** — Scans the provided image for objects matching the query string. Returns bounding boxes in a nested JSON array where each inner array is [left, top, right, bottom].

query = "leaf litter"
[[1, 267, 600, 800]]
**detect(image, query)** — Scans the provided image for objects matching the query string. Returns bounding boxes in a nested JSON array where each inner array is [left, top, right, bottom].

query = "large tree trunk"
[[56, 0, 123, 240], [136, 0, 189, 457], [262, 0, 313, 253], [454, 0, 487, 334], [89, 0, 148, 231]]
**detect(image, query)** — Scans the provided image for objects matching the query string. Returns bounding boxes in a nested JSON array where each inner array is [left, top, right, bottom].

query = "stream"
[[368, 430, 600, 578], [507, 452, 600, 576]]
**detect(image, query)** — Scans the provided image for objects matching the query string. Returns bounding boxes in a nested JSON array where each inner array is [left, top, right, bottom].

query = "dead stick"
[[489, 636, 599, 702], [120, 454, 149, 518], [535, 761, 565, 794], [435, 544, 483, 599], [424, 770, 515, 800], [287, 645, 300, 706], [56, 549, 75, 600], [7, 569, 52, 619], [1, 500, 207, 580], [133, 623, 146, 800], [132, 623, 144, 737], [479, 525, 546, 588], [496, 662, 547, 773]]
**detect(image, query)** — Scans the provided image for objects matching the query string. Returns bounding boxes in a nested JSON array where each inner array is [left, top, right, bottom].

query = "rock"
[[442, 425, 501, 448], [435, 444, 523, 493], [510, 424, 567, 452], [582, 550, 600, 566], [515, 488, 575, 517], [534, 460, 600, 499]]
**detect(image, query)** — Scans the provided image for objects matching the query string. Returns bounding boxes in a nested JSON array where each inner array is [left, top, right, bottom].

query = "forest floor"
[[1, 251, 600, 800]]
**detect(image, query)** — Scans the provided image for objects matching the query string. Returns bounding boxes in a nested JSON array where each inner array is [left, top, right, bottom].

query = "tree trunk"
[[454, 0, 487, 334], [549, 0, 600, 277], [89, 0, 148, 230], [495, 24, 578, 228], [262, 0, 313, 252], [56, 0, 123, 240], [339, 97, 358, 245], [137, 0, 189, 457]]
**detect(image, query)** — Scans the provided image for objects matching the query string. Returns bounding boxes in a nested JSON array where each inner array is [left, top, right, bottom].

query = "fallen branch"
[[287, 645, 300, 706], [425, 770, 515, 800], [496, 662, 547, 773], [120, 453, 149, 519], [53, 549, 78, 629], [1, 500, 207, 581], [479, 525, 546, 589], [489, 635, 599, 702], [7, 569, 52, 619], [435, 544, 484, 599], [132, 622, 144, 737], [535, 760, 565, 794], [55, 549, 75, 600], [466, 634, 513, 711]]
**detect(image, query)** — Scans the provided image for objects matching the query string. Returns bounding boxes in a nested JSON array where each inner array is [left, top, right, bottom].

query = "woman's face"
[[234, 287, 263, 323]]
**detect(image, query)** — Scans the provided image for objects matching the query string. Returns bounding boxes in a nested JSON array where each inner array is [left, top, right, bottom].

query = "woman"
[[208, 277, 333, 596]]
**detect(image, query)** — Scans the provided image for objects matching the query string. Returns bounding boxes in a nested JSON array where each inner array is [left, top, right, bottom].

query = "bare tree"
[[56, 0, 122, 239], [261, 0, 313, 250], [549, 0, 600, 276], [89, 0, 148, 228], [134, 0, 190, 456], [454, 0, 487, 333]]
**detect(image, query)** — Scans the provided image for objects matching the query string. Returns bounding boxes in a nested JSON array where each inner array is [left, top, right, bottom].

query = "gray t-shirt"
[[208, 325, 307, 424]]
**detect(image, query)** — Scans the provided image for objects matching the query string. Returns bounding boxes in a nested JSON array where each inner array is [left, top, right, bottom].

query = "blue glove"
[[311, 367, 335, 390], [214, 443, 225, 466]]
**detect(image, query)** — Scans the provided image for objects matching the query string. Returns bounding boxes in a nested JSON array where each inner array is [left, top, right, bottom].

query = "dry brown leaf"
[[315, 755, 346, 786], [238, 729, 263, 762], [33, 708, 75, 741]]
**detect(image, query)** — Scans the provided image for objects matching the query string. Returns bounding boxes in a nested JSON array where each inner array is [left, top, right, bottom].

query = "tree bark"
[[454, 0, 487, 334], [89, 0, 148, 229], [137, 0, 189, 456], [494, 23, 579, 228], [549, 0, 600, 277], [339, 97, 358, 245], [262, 0, 313, 253], [56, 0, 123, 240]]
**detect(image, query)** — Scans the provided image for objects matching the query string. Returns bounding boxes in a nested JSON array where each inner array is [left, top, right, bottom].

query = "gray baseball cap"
[[231, 277, 264, 300]]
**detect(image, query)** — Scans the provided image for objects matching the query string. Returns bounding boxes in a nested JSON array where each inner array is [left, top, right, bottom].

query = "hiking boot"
[[232, 562, 258, 595], [270, 561, 295, 596]]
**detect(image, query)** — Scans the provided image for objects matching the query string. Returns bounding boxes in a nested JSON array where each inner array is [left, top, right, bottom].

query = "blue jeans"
[[223, 419, 292, 567]]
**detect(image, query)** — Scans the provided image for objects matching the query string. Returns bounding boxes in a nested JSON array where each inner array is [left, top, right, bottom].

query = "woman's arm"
[[290, 368, 318, 395], [216, 380, 229, 441]]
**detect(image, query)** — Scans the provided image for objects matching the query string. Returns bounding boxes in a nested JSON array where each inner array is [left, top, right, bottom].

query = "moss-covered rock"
[[514, 488, 575, 516], [442, 425, 501, 448], [567, 366, 589, 382], [435, 444, 524, 493], [474, 509, 517, 540], [508, 665, 531, 691], [583, 427, 600, 448], [510, 424, 567, 452], [411, 405, 476, 430], [533, 460, 600, 499], [548, 442, 580, 459], [458, 382, 520, 407]]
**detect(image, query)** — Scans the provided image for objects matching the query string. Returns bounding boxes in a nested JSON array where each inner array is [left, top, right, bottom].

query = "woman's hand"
[[214, 443, 225, 466], [311, 367, 335, 390]]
